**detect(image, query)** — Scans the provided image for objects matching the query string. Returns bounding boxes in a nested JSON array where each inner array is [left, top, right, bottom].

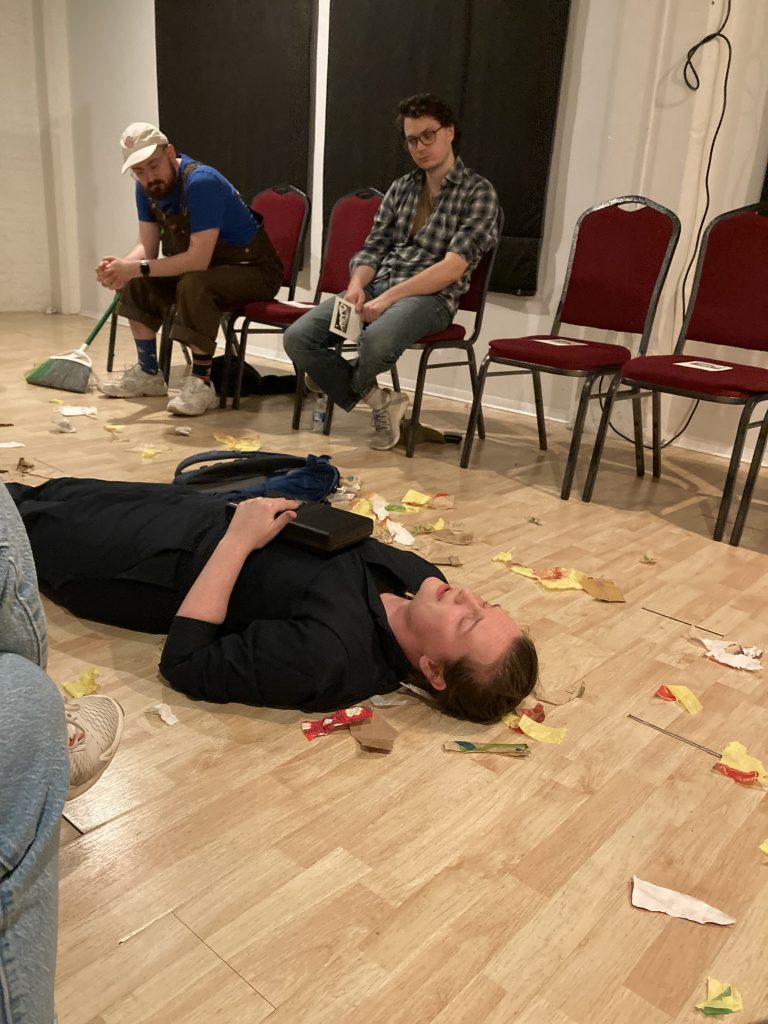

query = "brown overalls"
[[117, 161, 283, 353]]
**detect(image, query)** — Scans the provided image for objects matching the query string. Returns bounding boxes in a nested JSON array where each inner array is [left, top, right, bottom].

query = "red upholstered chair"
[[582, 204, 768, 542], [459, 197, 680, 499], [285, 189, 384, 429], [218, 184, 310, 408], [321, 212, 503, 454]]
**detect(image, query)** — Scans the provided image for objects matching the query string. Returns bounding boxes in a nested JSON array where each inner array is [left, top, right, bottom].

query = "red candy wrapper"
[[712, 763, 760, 785], [301, 705, 373, 741], [655, 685, 676, 702]]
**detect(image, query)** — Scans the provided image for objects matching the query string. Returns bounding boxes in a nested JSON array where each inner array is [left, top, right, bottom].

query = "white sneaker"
[[166, 375, 219, 416], [98, 363, 168, 398], [65, 695, 124, 801], [370, 389, 409, 451]]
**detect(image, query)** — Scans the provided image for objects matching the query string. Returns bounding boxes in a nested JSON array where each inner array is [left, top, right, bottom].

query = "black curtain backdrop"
[[155, 0, 313, 202], [324, 0, 570, 295]]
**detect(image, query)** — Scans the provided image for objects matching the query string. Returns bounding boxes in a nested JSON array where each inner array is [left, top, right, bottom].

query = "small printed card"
[[675, 360, 731, 372], [329, 296, 362, 340], [534, 338, 587, 347]]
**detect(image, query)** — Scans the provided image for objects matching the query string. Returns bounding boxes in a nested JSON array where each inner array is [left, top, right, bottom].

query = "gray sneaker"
[[65, 695, 124, 801], [370, 390, 409, 451], [98, 363, 168, 398], [166, 375, 219, 416]]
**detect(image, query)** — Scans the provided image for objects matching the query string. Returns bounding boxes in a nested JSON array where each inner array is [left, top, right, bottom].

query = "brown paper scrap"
[[581, 577, 625, 602], [351, 713, 397, 752]]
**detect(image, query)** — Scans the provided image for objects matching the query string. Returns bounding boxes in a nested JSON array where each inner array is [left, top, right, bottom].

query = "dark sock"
[[135, 338, 158, 375], [191, 354, 213, 385]]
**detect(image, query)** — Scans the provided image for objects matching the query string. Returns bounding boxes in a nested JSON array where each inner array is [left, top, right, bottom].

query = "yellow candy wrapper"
[[62, 668, 99, 699], [517, 715, 566, 745], [695, 976, 743, 1015], [401, 489, 431, 506]]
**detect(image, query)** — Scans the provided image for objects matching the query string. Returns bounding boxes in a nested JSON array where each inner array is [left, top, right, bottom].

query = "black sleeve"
[[159, 615, 348, 709]]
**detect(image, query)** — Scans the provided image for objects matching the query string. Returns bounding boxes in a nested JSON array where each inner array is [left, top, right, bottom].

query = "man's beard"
[[143, 164, 178, 199]]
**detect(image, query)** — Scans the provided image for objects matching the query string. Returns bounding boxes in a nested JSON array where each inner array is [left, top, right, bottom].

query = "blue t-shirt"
[[136, 154, 257, 246]]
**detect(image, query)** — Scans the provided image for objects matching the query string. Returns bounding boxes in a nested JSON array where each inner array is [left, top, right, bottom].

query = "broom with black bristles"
[[26, 294, 120, 393]]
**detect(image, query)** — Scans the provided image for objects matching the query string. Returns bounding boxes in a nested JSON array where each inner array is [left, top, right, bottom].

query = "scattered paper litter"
[[759, 839, 768, 856], [535, 682, 585, 706], [52, 412, 76, 433], [301, 706, 373, 741], [150, 702, 179, 726], [350, 498, 374, 520], [528, 516, 543, 526], [369, 693, 407, 708], [387, 519, 415, 546], [428, 493, 454, 510], [62, 667, 99, 699], [15, 458, 34, 474], [516, 714, 567, 745], [695, 977, 743, 1015], [714, 741, 768, 787], [433, 528, 473, 546], [174, 425, 192, 436], [0, 441, 24, 448], [399, 681, 436, 702], [690, 634, 762, 672], [212, 433, 262, 451], [369, 493, 389, 522], [128, 445, 167, 461], [655, 684, 703, 715], [492, 551, 515, 563], [510, 565, 588, 591], [104, 423, 125, 437], [60, 405, 97, 417], [640, 553, 657, 565], [630, 876, 735, 926], [401, 489, 431, 507], [443, 740, 531, 757]]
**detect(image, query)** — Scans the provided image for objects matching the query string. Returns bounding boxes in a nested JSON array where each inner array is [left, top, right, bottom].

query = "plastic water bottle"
[[311, 393, 327, 433]]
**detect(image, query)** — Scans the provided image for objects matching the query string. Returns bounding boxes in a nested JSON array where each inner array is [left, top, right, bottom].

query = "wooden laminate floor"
[[2, 313, 767, 1024]]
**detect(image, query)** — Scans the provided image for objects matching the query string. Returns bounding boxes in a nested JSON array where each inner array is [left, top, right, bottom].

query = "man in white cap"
[[96, 123, 283, 415]]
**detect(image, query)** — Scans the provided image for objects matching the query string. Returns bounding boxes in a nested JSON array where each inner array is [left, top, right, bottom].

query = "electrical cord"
[[603, 0, 732, 451]]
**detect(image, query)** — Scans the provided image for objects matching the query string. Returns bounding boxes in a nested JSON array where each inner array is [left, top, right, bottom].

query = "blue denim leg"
[[0, 484, 47, 670], [0, 654, 68, 1024], [283, 293, 452, 411], [283, 296, 356, 408], [351, 294, 451, 399]]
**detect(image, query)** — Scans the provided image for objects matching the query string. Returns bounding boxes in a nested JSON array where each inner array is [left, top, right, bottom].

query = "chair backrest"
[[555, 196, 681, 350], [679, 204, 768, 354], [455, 209, 504, 341], [315, 189, 383, 299], [251, 184, 310, 298]]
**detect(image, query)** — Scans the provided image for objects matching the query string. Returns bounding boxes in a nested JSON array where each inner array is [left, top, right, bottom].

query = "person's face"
[[402, 116, 455, 174], [131, 145, 178, 199], [407, 577, 523, 689]]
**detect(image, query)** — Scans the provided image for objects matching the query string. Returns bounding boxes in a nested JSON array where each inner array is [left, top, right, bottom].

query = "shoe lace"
[[372, 407, 392, 432], [64, 701, 87, 751]]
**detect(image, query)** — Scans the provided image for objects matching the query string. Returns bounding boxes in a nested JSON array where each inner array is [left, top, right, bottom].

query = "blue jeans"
[[0, 484, 67, 1024], [283, 286, 452, 411]]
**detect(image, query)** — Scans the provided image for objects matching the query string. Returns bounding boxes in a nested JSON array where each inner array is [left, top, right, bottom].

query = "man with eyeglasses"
[[284, 93, 499, 450], [95, 123, 283, 416]]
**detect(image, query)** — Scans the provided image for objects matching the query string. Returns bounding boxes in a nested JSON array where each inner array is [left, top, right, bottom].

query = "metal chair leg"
[[107, 311, 119, 372], [219, 316, 235, 409], [532, 370, 547, 451], [322, 394, 335, 435], [652, 391, 662, 478], [582, 374, 621, 502], [406, 350, 430, 458], [291, 368, 305, 430], [465, 348, 486, 439], [460, 355, 490, 468], [561, 376, 595, 501], [390, 364, 401, 393], [730, 410, 768, 546], [714, 402, 755, 542], [631, 394, 645, 478]]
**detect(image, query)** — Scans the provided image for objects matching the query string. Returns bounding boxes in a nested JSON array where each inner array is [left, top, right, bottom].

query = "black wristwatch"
[[139, 259, 150, 277]]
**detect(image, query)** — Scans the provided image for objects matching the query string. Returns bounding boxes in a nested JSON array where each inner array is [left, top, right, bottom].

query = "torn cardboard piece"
[[351, 713, 397, 752], [631, 876, 735, 926], [429, 553, 463, 567], [443, 740, 531, 757], [581, 576, 625, 603]]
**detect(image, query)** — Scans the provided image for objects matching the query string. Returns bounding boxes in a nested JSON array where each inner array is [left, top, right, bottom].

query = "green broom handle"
[[82, 293, 121, 349]]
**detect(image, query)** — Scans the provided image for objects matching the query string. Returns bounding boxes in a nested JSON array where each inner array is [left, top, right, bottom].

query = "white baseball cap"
[[120, 122, 169, 174]]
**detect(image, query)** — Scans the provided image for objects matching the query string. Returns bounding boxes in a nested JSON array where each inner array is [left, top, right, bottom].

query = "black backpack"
[[172, 450, 339, 503]]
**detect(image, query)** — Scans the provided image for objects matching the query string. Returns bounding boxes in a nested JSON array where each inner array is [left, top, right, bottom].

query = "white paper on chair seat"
[[674, 360, 732, 372], [283, 300, 316, 308], [631, 875, 735, 925], [533, 338, 587, 347]]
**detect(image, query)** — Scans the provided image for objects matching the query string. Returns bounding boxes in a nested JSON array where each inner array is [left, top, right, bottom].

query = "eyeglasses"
[[402, 126, 445, 152]]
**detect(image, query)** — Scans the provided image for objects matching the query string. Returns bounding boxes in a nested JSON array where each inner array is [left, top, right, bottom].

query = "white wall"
[[0, 0, 52, 310], [8, 0, 768, 463]]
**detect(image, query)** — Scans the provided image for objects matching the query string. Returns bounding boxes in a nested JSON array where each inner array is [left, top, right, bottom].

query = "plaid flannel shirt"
[[349, 156, 499, 316]]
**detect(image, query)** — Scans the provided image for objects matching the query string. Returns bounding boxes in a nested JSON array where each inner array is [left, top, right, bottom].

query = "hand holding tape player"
[[225, 497, 298, 553]]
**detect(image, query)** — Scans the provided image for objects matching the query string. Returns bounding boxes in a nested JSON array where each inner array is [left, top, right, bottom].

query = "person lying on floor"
[[11, 477, 538, 723]]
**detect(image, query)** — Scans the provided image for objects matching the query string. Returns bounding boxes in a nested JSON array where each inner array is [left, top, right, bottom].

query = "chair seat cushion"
[[488, 335, 631, 370], [241, 300, 317, 326], [621, 355, 768, 397], [411, 324, 466, 346]]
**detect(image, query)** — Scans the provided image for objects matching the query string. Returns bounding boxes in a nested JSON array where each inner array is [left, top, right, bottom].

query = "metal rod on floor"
[[627, 714, 720, 758]]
